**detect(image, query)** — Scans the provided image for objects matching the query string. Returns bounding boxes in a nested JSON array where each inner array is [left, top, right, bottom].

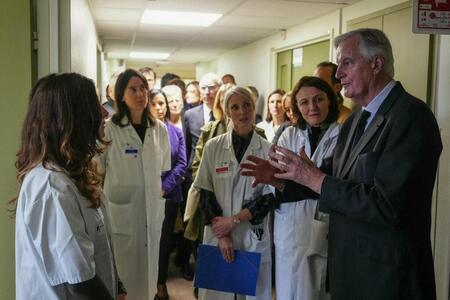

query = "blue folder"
[[194, 244, 261, 296]]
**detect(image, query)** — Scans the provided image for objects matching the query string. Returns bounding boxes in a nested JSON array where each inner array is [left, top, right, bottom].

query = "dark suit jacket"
[[183, 104, 205, 169], [319, 82, 442, 300]]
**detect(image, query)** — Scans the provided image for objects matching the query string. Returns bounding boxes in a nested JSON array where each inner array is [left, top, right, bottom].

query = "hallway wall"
[[434, 35, 450, 300], [0, 1, 32, 299], [71, 0, 99, 81], [203, 0, 406, 99]]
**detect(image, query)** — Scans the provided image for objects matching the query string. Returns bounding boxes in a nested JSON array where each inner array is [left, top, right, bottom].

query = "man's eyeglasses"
[[200, 85, 218, 91]]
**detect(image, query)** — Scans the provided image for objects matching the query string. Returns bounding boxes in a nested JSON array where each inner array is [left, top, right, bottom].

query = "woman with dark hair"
[[242, 76, 340, 300], [99, 69, 171, 300], [256, 89, 287, 142], [272, 91, 297, 145], [148, 89, 187, 300], [185, 80, 201, 109], [13, 73, 125, 299]]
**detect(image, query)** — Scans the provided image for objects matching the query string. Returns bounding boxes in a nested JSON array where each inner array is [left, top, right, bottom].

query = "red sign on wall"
[[413, 0, 450, 34]]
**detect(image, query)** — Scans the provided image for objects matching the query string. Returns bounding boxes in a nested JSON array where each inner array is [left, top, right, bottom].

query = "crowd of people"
[[12, 28, 442, 300]]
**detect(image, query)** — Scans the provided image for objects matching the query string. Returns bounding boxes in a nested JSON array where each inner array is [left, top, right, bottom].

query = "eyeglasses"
[[200, 84, 218, 91]]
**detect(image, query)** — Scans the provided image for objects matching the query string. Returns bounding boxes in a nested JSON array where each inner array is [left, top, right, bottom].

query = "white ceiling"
[[90, 0, 359, 68]]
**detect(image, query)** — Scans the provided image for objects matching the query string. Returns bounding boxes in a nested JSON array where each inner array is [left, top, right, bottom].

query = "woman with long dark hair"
[[99, 69, 171, 300], [13, 73, 124, 299]]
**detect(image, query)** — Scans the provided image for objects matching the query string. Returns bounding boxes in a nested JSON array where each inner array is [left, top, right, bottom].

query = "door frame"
[[270, 31, 333, 93]]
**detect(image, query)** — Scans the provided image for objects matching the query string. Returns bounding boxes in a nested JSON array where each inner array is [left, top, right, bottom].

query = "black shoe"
[[155, 284, 169, 300], [193, 287, 198, 299], [181, 263, 194, 281]]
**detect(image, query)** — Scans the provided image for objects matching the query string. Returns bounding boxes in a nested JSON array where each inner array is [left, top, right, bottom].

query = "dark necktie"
[[351, 110, 371, 150], [209, 110, 215, 122]]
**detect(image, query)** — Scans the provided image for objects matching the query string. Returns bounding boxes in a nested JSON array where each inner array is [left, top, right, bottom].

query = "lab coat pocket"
[[307, 218, 328, 257], [108, 202, 133, 236], [248, 224, 271, 263], [274, 203, 297, 252], [306, 218, 328, 291]]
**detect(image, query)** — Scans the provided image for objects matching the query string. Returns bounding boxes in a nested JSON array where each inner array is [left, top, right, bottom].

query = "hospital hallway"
[[2, 0, 450, 299]]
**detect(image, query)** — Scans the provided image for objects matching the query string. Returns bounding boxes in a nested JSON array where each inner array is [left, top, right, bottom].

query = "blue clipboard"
[[194, 244, 261, 296]]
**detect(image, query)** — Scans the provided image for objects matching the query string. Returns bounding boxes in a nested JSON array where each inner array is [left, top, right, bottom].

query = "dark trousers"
[[174, 174, 194, 265], [157, 199, 178, 284]]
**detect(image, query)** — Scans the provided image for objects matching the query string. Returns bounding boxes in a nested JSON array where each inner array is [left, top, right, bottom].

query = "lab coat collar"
[[121, 115, 150, 130], [121, 115, 152, 145], [297, 122, 339, 161], [223, 128, 262, 151]]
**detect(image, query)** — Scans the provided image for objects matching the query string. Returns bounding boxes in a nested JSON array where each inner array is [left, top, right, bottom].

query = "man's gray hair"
[[223, 86, 255, 112], [199, 73, 222, 87], [334, 28, 395, 77]]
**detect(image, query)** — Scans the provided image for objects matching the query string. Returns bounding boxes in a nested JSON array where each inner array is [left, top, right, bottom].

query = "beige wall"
[[434, 34, 450, 300], [0, 1, 32, 299], [201, 9, 340, 100]]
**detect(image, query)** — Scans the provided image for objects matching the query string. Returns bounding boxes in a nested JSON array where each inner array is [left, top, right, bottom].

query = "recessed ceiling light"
[[129, 52, 170, 60], [141, 10, 222, 27]]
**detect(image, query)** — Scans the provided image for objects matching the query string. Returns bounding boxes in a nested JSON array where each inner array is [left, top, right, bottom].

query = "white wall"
[[341, 0, 407, 31], [200, 9, 340, 100], [434, 34, 450, 300], [70, 0, 99, 82], [200, 0, 410, 99]]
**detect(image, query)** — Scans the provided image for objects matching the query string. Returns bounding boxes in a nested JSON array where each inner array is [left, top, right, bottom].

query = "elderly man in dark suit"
[[184, 73, 222, 167], [241, 28, 442, 300]]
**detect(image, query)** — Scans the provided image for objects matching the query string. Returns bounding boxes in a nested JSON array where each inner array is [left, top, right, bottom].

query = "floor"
[[163, 246, 277, 300], [164, 255, 197, 300], [164, 257, 276, 300]]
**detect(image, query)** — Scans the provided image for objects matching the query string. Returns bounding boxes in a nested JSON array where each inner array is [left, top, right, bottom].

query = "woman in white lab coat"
[[13, 73, 123, 300], [99, 69, 171, 300], [256, 89, 287, 142], [194, 86, 276, 300], [242, 76, 340, 300]]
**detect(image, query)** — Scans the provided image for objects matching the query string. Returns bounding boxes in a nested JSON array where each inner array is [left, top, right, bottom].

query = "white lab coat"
[[98, 117, 171, 300], [256, 120, 276, 143], [15, 164, 117, 300], [275, 122, 339, 300], [194, 131, 273, 300]]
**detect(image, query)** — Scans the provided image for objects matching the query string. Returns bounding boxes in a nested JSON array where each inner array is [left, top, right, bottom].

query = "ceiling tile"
[[232, 0, 341, 18], [93, 7, 142, 22], [91, 0, 362, 66]]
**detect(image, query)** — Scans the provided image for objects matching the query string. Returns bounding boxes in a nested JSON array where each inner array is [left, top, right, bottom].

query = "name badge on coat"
[[215, 161, 232, 178], [123, 144, 138, 158]]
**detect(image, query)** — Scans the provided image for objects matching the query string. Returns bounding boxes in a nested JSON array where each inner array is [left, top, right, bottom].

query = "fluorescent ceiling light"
[[129, 52, 170, 60], [141, 10, 222, 27]]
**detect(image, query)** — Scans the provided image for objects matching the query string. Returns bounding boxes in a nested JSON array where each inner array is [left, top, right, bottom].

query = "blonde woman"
[[194, 86, 276, 300]]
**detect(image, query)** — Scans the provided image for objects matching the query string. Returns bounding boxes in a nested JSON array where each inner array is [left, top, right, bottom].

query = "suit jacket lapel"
[[340, 115, 384, 178], [338, 82, 404, 178], [336, 113, 360, 177]]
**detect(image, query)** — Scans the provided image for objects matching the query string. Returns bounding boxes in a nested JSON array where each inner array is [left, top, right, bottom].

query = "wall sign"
[[413, 0, 450, 34], [292, 47, 303, 67]]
